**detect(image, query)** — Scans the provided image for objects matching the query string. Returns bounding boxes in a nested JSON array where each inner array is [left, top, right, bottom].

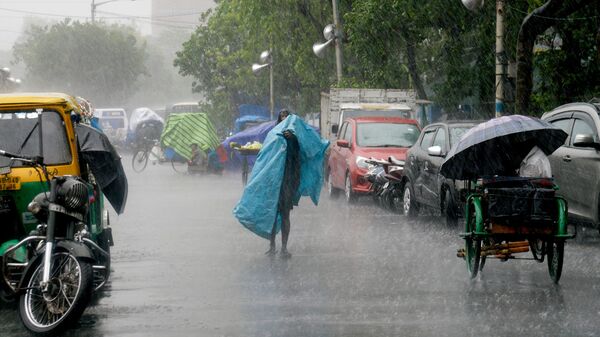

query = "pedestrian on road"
[[266, 109, 301, 258]]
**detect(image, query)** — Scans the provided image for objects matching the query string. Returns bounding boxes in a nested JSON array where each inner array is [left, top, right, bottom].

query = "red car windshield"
[[356, 122, 420, 147]]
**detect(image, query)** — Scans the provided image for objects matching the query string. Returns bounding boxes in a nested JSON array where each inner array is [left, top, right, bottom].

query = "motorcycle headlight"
[[356, 156, 370, 169], [28, 192, 49, 219], [27, 201, 41, 214], [58, 179, 88, 211]]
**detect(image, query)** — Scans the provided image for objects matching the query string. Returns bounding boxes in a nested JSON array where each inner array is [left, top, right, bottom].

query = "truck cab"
[[331, 103, 413, 137]]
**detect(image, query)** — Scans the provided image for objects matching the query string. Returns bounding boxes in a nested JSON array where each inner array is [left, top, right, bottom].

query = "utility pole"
[[91, 0, 96, 22], [332, 0, 343, 84], [269, 51, 274, 121], [495, 0, 506, 117]]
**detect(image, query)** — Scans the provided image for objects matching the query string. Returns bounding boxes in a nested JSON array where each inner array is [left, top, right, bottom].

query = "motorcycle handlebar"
[[0, 150, 43, 165]]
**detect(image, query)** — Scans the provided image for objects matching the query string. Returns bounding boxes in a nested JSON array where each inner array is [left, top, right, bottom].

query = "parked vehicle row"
[[326, 100, 600, 235]]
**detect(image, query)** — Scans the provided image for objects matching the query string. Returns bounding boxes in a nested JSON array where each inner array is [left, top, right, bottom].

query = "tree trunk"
[[516, 0, 593, 114], [397, 28, 428, 100]]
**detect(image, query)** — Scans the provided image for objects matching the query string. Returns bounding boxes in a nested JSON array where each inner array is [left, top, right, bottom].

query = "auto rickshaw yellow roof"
[[0, 92, 83, 114]]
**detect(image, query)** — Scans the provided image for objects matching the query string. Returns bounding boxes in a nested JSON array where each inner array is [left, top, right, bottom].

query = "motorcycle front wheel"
[[19, 252, 93, 336]]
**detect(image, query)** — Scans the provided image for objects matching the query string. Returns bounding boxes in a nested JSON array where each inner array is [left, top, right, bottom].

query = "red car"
[[327, 116, 421, 202]]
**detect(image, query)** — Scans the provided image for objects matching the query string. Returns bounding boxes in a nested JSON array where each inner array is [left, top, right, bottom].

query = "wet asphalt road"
[[2, 156, 600, 337]]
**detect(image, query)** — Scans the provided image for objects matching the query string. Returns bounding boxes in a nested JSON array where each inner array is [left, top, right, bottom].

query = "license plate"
[[0, 176, 20, 190]]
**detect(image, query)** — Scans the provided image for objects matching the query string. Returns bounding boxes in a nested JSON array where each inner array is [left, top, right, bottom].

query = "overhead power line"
[[507, 4, 600, 21]]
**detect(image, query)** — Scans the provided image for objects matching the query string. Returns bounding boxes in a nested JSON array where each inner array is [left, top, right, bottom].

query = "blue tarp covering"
[[233, 115, 271, 133], [238, 104, 271, 118], [233, 115, 329, 239]]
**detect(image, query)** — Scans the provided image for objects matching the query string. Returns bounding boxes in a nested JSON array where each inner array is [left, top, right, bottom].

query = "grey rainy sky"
[[0, 0, 211, 51]]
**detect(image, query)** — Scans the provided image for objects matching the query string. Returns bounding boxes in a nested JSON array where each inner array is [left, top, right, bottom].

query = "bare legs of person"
[[266, 209, 292, 259], [280, 208, 291, 259], [266, 222, 277, 256]]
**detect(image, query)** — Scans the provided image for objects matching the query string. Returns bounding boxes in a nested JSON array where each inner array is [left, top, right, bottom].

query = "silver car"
[[541, 101, 600, 232]]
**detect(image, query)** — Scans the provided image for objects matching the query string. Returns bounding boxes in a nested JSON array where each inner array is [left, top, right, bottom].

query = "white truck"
[[320, 88, 418, 141]]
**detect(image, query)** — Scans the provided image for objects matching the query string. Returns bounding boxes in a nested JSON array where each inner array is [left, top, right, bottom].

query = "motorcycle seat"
[[388, 156, 405, 166]]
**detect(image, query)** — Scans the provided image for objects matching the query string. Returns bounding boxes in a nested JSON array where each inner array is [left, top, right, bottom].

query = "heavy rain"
[[0, 1, 599, 336]]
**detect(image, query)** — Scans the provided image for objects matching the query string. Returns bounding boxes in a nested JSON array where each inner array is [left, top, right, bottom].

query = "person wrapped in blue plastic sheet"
[[233, 112, 329, 257]]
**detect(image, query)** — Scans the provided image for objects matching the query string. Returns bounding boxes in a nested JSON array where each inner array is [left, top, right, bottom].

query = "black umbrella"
[[440, 115, 567, 180], [75, 124, 128, 214]]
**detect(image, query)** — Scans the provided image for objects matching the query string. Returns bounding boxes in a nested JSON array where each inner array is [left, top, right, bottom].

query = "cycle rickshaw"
[[440, 115, 573, 283]]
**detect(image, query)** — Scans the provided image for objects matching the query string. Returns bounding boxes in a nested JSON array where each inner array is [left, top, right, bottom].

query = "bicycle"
[[131, 141, 186, 173]]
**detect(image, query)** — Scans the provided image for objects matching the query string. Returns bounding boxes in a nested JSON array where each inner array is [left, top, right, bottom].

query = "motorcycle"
[[0, 93, 127, 336], [364, 157, 406, 212]]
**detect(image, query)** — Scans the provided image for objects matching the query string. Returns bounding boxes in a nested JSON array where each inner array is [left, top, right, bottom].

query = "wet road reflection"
[[2, 156, 600, 336]]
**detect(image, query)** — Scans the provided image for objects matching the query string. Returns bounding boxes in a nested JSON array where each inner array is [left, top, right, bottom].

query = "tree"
[[13, 20, 147, 106], [175, 0, 599, 123], [174, 1, 336, 130], [516, 0, 599, 114]]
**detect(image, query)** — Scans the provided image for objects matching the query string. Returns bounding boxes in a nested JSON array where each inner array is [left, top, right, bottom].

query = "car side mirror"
[[573, 134, 600, 150], [336, 139, 350, 148], [427, 145, 445, 157], [331, 124, 339, 135]]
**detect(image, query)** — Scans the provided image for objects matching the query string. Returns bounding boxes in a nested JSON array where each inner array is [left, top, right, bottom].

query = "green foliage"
[[13, 20, 147, 106], [175, 0, 600, 123], [174, 0, 335, 129], [530, 1, 600, 114]]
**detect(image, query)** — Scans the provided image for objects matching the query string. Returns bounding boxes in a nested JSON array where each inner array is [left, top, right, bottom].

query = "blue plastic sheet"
[[233, 115, 329, 239]]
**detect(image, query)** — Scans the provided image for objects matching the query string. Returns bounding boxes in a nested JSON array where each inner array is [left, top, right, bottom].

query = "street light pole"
[[331, 0, 343, 84], [269, 52, 274, 121], [494, 0, 506, 117], [461, 0, 506, 117], [252, 50, 274, 120], [91, 0, 135, 23]]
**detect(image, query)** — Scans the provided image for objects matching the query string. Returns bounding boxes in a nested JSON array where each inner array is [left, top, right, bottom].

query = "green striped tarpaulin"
[[160, 113, 220, 160]]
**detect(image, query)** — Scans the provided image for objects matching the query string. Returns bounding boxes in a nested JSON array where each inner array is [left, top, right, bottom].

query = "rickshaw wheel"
[[529, 239, 545, 263], [171, 158, 188, 173], [132, 150, 149, 173], [479, 238, 489, 272], [465, 209, 481, 278], [547, 240, 564, 284]]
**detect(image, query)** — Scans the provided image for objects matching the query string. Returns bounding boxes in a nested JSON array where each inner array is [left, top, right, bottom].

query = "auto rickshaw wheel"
[[132, 150, 149, 173], [465, 204, 481, 278], [547, 240, 564, 284]]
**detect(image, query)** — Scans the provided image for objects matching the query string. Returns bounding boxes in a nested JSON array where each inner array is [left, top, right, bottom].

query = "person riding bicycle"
[[135, 120, 162, 150]]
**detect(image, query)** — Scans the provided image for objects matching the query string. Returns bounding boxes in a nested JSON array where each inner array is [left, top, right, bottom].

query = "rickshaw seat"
[[481, 176, 558, 222]]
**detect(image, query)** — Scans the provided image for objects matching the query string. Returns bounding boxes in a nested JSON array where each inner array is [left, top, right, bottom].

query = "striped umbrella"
[[160, 113, 220, 160], [440, 114, 567, 180]]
